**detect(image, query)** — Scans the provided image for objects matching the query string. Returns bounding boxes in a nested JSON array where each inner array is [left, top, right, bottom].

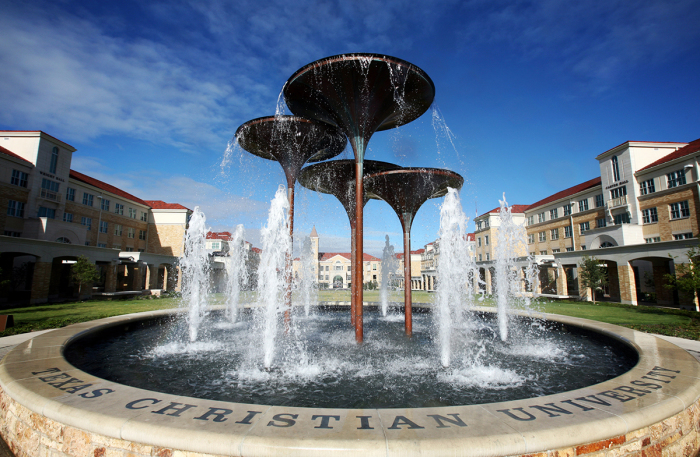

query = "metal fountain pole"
[[401, 211, 414, 336], [354, 158, 364, 342]]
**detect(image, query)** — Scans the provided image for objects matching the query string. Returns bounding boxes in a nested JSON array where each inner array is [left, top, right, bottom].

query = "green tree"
[[663, 246, 700, 312], [578, 256, 608, 305], [70, 256, 100, 298]]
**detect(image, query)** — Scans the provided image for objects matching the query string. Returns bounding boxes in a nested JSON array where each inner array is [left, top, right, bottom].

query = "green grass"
[[1, 293, 699, 340]]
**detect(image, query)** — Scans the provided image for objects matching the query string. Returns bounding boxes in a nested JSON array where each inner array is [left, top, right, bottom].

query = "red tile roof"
[[0, 145, 33, 165], [637, 138, 700, 173], [478, 204, 530, 217], [251, 247, 262, 253], [144, 200, 191, 211], [466, 233, 475, 241], [319, 252, 380, 262], [527, 177, 602, 211], [206, 231, 232, 240], [70, 169, 150, 206]]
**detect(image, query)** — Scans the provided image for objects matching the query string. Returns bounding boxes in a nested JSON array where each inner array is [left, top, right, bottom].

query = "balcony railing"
[[606, 195, 627, 209], [40, 189, 61, 202]]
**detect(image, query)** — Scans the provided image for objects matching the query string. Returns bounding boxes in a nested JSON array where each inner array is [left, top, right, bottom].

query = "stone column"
[[29, 261, 52, 304], [617, 263, 637, 305], [484, 269, 492, 295], [556, 266, 569, 295], [105, 263, 117, 293], [577, 273, 590, 302], [608, 263, 621, 302]]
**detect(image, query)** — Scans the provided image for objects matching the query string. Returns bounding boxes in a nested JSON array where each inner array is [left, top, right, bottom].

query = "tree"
[[578, 256, 608, 305], [663, 246, 700, 311], [71, 256, 100, 298]]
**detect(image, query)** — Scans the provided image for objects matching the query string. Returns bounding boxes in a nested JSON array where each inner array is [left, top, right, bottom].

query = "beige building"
[[0, 130, 192, 305]]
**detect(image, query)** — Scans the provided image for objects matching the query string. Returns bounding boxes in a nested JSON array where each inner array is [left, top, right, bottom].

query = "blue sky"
[[2, 0, 699, 255]]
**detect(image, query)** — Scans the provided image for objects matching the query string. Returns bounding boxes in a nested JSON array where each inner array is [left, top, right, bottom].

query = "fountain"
[[180, 207, 210, 342], [379, 235, 399, 317], [223, 224, 248, 323], [298, 236, 317, 317], [284, 53, 435, 342], [1, 53, 699, 457]]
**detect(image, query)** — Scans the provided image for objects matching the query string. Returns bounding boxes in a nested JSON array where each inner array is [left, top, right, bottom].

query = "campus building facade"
[[0, 131, 192, 305]]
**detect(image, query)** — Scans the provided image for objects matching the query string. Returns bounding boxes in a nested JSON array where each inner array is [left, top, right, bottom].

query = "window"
[[595, 194, 604, 208], [139, 230, 146, 240], [478, 254, 482, 262], [674, 233, 694, 240], [7, 200, 24, 217], [578, 198, 589, 211], [10, 170, 28, 187], [41, 178, 60, 200], [63, 212, 73, 223], [667, 170, 686, 188], [83, 192, 94, 206], [97, 243, 107, 248], [125, 247, 134, 252], [642, 208, 658, 224], [3, 231, 21, 237], [538, 212, 545, 223], [527, 215, 534, 225], [50, 146, 58, 174], [325, 266, 329, 271], [645, 237, 661, 243], [114, 224, 123, 236], [612, 156, 621, 182], [101, 198, 110, 211], [129, 208, 137, 219], [37, 207, 56, 219], [55, 237, 70, 244], [563, 204, 571, 216], [325, 275, 329, 280], [550, 229, 559, 240], [566, 247, 574, 252], [66, 187, 75, 201], [640, 179, 655, 195], [140, 211, 148, 222], [99, 221, 108, 233], [564, 226, 572, 238], [528, 234, 534, 244], [114, 203, 124, 215], [485, 253, 490, 261], [477, 237, 482, 247], [596, 218, 607, 228], [581, 245, 587, 250], [614, 213, 631, 225], [552, 248, 560, 253], [127, 228, 135, 239], [81, 217, 92, 230], [113, 245, 121, 250], [670, 201, 690, 219], [538, 231, 546, 242], [579, 221, 590, 232], [485, 235, 489, 245], [550, 208, 558, 219], [539, 250, 547, 255], [610, 186, 627, 199]]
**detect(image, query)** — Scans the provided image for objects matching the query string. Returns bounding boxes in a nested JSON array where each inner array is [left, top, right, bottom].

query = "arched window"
[[50, 147, 59, 174], [55, 237, 71, 244], [611, 156, 620, 182], [600, 241, 614, 248]]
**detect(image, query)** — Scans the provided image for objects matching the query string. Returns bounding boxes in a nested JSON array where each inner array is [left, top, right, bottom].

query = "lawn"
[[1, 293, 699, 340]]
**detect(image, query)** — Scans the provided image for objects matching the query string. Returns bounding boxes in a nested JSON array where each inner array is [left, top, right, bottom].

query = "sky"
[[2, 0, 699, 256]]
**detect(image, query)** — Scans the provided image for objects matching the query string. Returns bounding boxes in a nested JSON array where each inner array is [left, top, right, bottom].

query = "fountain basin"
[[1, 309, 699, 456]]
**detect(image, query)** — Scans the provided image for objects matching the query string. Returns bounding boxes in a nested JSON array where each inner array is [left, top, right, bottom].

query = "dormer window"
[[611, 156, 621, 182]]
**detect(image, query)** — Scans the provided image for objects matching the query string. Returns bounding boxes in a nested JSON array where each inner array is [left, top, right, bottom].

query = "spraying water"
[[379, 235, 398, 316], [258, 186, 292, 368], [224, 224, 248, 323], [435, 188, 474, 367], [299, 236, 318, 316], [494, 193, 529, 342], [180, 207, 210, 342]]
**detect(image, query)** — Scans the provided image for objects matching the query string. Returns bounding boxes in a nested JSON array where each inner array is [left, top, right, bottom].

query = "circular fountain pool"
[[1, 308, 699, 457], [64, 308, 637, 409]]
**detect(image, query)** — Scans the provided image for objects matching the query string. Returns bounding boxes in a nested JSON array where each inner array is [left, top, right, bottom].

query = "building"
[[476, 138, 700, 309], [206, 231, 260, 292], [396, 247, 424, 290], [0, 130, 192, 305]]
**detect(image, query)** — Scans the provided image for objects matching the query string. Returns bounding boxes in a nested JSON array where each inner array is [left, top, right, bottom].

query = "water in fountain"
[[435, 188, 478, 367], [180, 207, 210, 342], [224, 224, 247, 323], [299, 236, 318, 316], [494, 193, 531, 341], [257, 185, 291, 368], [380, 235, 398, 316]]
